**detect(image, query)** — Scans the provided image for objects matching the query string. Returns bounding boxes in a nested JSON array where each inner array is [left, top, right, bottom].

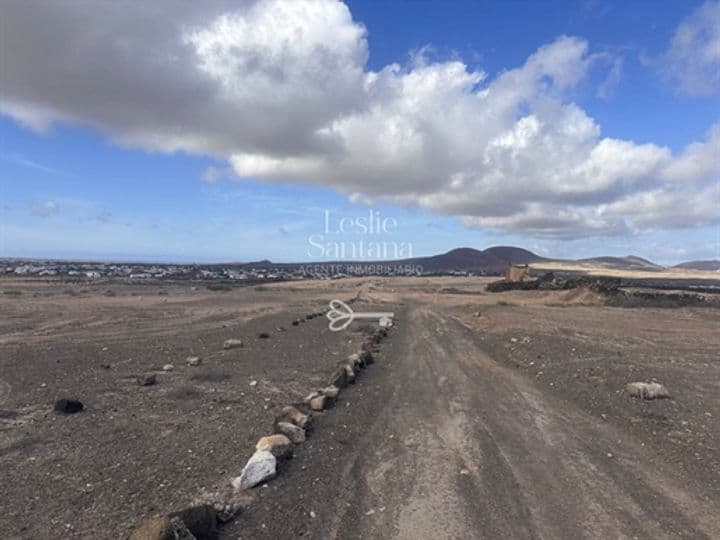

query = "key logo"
[[326, 299, 394, 332]]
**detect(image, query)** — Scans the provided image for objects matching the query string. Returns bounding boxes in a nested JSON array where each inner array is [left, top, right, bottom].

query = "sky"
[[0, 0, 718, 265]]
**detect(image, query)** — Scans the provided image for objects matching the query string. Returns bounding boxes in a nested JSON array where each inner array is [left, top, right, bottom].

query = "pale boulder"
[[232, 450, 276, 490], [626, 382, 670, 399], [223, 339, 243, 350]]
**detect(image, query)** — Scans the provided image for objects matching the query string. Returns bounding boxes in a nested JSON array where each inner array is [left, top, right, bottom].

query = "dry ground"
[[1, 276, 719, 539], [530, 260, 720, 281]]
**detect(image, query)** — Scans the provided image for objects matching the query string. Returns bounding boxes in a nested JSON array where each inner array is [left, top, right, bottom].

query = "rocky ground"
[[1, 276, 719, 539]]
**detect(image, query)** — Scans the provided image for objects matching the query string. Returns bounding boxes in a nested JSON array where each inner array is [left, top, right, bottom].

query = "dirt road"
[[238, 301, 719, 539]]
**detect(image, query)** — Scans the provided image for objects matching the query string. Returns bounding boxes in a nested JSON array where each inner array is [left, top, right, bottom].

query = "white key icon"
[[326, 299, 394, 332]]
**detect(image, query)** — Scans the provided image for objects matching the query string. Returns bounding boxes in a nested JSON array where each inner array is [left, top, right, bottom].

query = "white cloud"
[[657, 0, 720, 96], [0, 0, 366, 157], [1, 0, 718, 239]]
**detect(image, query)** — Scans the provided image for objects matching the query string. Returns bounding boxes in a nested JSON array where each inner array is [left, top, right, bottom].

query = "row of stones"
[[231, 333, 382, 490], [129, 324, 390, 539]]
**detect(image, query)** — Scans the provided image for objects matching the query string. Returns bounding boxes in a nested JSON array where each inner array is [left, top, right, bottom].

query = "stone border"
[[128, 300, 392, 539]]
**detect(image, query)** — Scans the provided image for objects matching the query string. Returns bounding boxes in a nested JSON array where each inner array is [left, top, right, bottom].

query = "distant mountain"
[[577, 255, 664, 271], [385, 246, 545, 273], [231, 246, 545, 274], [674, 260, 720, 271], [484, 246, 545, 265]]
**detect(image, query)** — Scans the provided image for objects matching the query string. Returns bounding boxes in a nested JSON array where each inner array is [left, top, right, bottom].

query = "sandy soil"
[[1, 276, 719, 539]]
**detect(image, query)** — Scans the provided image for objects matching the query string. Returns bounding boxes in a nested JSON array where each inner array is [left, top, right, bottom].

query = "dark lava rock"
[[329, 366, 348, 389], [360, 350, 374, 365], [258, 332, 270, 339], [373, 329, 387, 343], [137, 374, 157, 386], [54, 398, 84, 414]]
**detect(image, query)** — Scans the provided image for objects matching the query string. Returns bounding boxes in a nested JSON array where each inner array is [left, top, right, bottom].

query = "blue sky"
[[1, 0, 718, 264]]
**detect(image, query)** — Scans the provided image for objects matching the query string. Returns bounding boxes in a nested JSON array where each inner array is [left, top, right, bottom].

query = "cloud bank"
[[1, 0, 717, 238]]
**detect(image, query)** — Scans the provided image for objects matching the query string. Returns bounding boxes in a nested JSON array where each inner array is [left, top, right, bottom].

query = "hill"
[[484, 246, 545, 264], [674, 260, 720, 271], [577, 255, 664, 271], [389, 246, 545, 273]]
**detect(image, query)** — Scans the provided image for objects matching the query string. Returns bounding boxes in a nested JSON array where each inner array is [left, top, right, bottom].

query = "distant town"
[[0, 259, 438, 281], [1, 259, 317, 281]]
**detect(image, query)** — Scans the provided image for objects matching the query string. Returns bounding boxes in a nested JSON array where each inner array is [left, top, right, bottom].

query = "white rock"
[[162, 364, 174, 372], [232, 450, 276, 490], [186, 356, 201, 367], [626, 382, 670, 400], [223, 339, 244, 350], [379, 317, 393, 328]]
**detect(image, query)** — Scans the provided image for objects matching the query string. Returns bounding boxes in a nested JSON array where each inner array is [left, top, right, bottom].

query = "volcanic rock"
[[137, 374, 157, 386], [53, 398, 84, 414]]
